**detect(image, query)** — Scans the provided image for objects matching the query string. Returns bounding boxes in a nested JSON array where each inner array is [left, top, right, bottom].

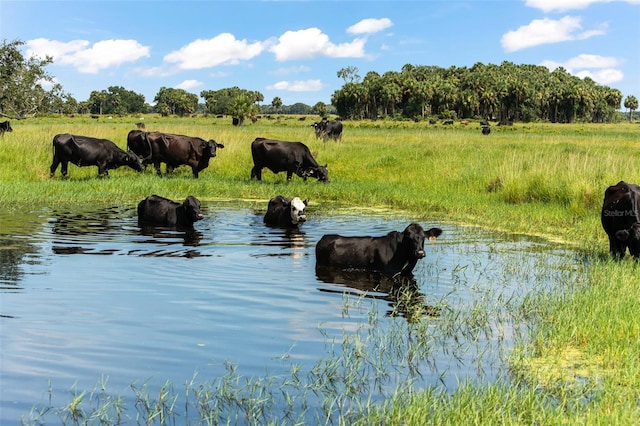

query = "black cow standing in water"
[[137, 195, 203, 228], [315, 223, 442, 276], [250, 138, 328, 182], [263, 195, 309, 228], [601, 181, 640, 259], [50, 134, 143, 178]]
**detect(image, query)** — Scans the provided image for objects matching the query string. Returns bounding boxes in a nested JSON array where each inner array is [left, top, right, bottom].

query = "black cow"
[[127, 130, 224, 178], [0, 120, 13, 135], [250, 137, 328, 182], [263, 195, 309, 228], [601, 181, 640, 259], [614, 223, 640, 259], [137, 195, 203, 228], [481, 125, 491, 135], [315, 223, 442, 276], [50, 134, 143, 178], [311, 120, 343, 141]]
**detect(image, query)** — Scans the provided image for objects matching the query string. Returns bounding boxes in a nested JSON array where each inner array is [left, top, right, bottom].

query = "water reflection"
[[315, 267, 439, 321], [0, 203, 580, 426], [138, 225, 204, 248], [251, 227, 308, 259]]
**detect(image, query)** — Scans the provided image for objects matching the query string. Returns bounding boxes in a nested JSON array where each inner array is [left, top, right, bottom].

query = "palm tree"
[[624, 95, 638, 121]]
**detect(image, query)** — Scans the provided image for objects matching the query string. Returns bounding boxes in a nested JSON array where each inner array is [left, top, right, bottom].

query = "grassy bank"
[[4, 116, 640, 423]]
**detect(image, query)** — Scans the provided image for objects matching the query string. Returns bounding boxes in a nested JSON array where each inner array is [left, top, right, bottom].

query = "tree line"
[[1, 39, 637, 122], [331, 63, 636, 123]]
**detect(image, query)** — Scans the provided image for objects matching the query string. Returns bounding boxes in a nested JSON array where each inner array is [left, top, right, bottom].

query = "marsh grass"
[[7, 116, 640, 424]]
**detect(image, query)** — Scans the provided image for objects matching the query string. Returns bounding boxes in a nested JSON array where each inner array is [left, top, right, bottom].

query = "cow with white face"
[[263, 195, 309, 228]]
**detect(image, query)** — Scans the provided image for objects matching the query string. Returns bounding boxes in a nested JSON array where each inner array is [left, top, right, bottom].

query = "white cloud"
[[526, 0, 639, 13], [164, 33, 266, 70], [269, 28, 366, 61], [175, 79, 203, 91], [272, 65, 311, 76], [565, 53, 619, 69], [267, 80, 323, 92], [347, 18, 393, 35], [26, 38, 150, 74], [501, 16, 606, 52], [575, 68, 624, 84], [541, 54, 623, 85]]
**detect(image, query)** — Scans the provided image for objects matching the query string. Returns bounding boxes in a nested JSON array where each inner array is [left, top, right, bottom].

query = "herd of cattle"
[[7, 117, 640, 273]]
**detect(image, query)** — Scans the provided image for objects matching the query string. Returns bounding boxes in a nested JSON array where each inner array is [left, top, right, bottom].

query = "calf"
[[137, 195, 203, 228], [614, 223, 640, 259], [315, 223, 442, 276], [50, 134, 143, 178], [263, 196, 309, 228]]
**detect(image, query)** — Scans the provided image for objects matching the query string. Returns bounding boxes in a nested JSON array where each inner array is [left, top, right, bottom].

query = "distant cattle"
[[315, 223, 443, 276], [250, 137, 328, 182], [601, 181, 640, 259], [263, 195, 309, 228], [138, 195, 203, 228], [311, 120, 343, 141], [0, 120, 13, 135], [442, 120, 454, 125], [135, 122, 145, 129], [482, 125, 491, 135], [50, 134, 143, 178], [127, 130, 224, 178]]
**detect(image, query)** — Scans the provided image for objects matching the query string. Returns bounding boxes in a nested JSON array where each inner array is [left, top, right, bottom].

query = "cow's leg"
[[154, 162, 162, 176], [610, 238, 626, 260], [286, 171, 293, 181], [191, 166, 199, 178], [97, 163, 108, 178], [50, 156, 60, 177], [61, 161, 69, 178], [251, 166, 262, 180]]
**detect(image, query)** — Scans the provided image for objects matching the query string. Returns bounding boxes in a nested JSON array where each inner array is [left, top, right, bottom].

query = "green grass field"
[[5, 115, 640, 424]]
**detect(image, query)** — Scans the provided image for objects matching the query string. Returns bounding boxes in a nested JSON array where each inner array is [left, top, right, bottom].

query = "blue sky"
[[2, 0, 638, 107]]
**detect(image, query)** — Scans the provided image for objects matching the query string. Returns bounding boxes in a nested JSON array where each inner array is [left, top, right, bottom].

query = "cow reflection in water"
[[315, 267, 439, 321], [138, 225, 203, 249]]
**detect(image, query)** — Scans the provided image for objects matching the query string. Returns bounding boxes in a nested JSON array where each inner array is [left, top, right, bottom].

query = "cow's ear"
[[303, 198, 309, 206], [217, 143, 225, 148]]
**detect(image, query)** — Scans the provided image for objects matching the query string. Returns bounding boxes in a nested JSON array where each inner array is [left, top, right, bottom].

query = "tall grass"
[[6, 116, 640, 424]]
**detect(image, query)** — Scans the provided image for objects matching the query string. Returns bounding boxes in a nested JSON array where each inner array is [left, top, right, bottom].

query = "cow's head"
[[616, 222, 640, 259], [305, 165, 329, 182], [183, 196, 204, 223], [125, 150, 145, 172], [289, 197, 309, 225], [402, 224, 443, 260], [402, 223, 428, 260], [311, 121, 327, 138], [203, 140, 225, 158]]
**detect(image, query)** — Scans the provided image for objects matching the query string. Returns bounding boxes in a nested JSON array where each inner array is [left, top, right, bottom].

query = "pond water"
[[0, 202, 579, 424]]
